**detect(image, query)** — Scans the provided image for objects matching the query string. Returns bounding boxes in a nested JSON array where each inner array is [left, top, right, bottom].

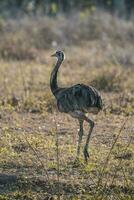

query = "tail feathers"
[[97, 96, 103, 110]]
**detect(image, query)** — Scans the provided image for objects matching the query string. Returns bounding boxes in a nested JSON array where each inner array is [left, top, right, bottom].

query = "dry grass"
[[0, 12, 134, 200]]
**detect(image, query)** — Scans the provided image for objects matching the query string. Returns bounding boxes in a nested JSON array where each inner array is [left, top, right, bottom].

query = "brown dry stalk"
[[22, 132, 52, 190], [54, 117, 61, 200], [19, 62, 28, 100], [100, 136, 133, 200], [97, 117, 128, 187]]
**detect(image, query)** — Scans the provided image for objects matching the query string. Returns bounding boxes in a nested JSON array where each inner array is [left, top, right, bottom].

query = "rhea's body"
[[55, 84, 102, 114]]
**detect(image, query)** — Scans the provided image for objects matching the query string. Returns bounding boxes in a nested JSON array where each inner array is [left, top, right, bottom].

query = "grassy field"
[[0, 12, 134, 200]]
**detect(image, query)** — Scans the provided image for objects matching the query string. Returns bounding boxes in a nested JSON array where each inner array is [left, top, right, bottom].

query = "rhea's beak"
[[51, 53, 56, 57]]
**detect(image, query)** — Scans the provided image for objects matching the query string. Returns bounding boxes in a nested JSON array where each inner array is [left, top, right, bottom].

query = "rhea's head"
[[51, 51, 64, 61]]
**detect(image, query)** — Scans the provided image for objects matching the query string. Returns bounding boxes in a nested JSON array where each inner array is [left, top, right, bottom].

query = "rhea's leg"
[[70, 111, 95, 162], [69, 111, 85, 161], [77, 119, 84, 158], [83, 119, 94, 162], [70, 111, 94, 162]]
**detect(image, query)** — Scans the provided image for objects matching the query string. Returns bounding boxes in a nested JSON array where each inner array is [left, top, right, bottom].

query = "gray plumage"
[[50, 51, 102, 162], [56, 84, 102, 113]]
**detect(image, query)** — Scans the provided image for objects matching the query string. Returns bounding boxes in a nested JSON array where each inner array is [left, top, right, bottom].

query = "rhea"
[[50, 51, 102, 162]]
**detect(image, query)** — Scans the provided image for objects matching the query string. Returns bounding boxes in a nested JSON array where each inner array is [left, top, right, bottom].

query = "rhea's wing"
[[56, 84, 102, 113]]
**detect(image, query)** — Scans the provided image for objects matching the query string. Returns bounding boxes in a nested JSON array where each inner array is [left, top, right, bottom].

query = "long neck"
[[50, 59, 62, 96]]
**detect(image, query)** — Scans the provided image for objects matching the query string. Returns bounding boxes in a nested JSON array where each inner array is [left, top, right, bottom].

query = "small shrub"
[[90, 68, 123, 92]]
